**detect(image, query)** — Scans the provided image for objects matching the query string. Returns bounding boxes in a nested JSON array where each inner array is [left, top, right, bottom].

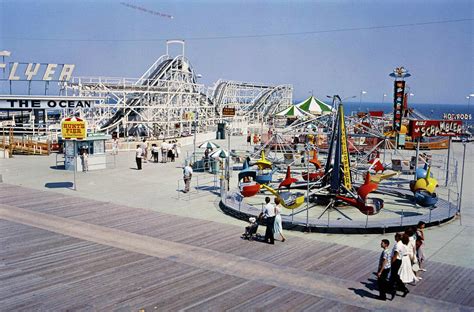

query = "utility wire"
[[2, 18, 471, 42]]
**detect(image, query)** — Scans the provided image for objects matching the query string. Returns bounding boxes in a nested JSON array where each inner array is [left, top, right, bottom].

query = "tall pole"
[[306, 143, 310, 229], [192, 110, 198, 164], [445, 137, 451, 186], [458, 141, 467, 224], [227, 120, 231, 191]]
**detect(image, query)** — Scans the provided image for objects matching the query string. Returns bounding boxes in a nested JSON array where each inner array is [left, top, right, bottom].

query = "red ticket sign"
[[409, 120, 463, 138]]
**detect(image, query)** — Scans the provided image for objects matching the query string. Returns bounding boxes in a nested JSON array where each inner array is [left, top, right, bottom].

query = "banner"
[[392, 80, 405, 131], [409, 120, 463, 138], [0, 96, 101, 110], [61, 117, 87, 140]]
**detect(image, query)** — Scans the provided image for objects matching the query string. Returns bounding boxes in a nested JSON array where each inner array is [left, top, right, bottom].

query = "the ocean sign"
[[409, 120, 463, 138], [0, 96, 101, 110]]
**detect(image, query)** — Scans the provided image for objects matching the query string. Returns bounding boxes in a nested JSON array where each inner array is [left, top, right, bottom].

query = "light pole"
[[359, 90, 367, 111], [382, 93, 387, 105], [467, 94, 474, 114], [0, 50, 11, 94]]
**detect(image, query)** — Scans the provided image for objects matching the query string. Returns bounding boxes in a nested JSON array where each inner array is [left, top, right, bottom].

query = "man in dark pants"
[[135, 145, 143, 170], [263, 197, 275, 244], [377, 239, 391, 300], [390, 233, 409, 299]]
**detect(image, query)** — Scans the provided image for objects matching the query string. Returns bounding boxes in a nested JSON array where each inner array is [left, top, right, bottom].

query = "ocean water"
[[335, 101, 473, 126]]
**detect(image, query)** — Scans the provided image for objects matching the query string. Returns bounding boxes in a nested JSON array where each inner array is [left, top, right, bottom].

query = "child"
[[241, 217, 259, 240]]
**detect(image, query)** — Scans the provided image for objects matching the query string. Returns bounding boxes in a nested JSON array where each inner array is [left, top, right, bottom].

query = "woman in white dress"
[[273, 198, 286, 242], [398, 234, 419, 284]]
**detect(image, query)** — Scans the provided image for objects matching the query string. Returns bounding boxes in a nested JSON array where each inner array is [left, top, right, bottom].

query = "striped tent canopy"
[[296, 96, 333, 115], [274, 105, 313, 118]]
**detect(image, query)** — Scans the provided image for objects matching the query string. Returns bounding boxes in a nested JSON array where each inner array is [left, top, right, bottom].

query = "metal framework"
[[62, 41, 293, 138]]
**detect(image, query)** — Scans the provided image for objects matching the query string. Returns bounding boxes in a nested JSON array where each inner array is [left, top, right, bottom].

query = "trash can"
[[216, 123, 226, 140]]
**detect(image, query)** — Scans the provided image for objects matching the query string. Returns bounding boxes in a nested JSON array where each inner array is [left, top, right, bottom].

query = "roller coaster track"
[[212, 80, 291, 116], [99, 57, 182, 131]]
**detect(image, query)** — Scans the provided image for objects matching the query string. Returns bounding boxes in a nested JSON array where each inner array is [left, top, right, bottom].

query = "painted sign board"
[[222, 107, 236, 117], [443, 113, 472, 121], [0, 96, 101, 110], [61, 117, 87, 140], [0, 61, 75, 81], [392, 80, 405, 131], [409, 120, 463, 138]]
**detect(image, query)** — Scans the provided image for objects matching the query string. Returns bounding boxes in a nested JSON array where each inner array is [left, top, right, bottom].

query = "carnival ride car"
[[260, 166, 305, 209], [410, 164, 438, 207], [301, 152, 325, 182], [254, 151, 277, 184]]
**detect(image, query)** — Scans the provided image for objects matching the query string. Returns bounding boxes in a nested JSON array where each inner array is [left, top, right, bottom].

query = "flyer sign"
[[409, 120, 463, 138], [61, 117, 87, 139]]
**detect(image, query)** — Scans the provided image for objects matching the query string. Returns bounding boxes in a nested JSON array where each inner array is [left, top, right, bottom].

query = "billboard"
[[409, 120, 463, 138], [61, 117, 87, 140], [392, 80, 405, 131]]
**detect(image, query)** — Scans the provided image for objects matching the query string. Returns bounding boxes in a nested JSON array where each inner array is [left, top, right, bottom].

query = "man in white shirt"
[[183, 163, 193, 193], [377, 239, 391, 300], [263, 197, 276, 244], [135, 145, 143, 170]]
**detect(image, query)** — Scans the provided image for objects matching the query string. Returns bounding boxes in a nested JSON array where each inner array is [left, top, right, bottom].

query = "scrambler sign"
[[61, 117, 87, 140], [409, 120, 463, 138]]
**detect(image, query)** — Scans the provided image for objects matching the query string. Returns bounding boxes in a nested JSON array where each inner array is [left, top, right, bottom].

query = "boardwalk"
[[0, 183, 472, 311]]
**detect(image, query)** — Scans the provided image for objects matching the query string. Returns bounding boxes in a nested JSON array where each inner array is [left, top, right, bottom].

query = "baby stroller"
[[241, 217, 260, 240]]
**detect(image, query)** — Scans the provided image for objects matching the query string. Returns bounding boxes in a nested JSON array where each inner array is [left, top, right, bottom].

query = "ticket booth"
[[64, 134, 111, 171]]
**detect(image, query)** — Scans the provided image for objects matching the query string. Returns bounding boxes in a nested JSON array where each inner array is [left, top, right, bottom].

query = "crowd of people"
[[377, 221, 426, 300], [134, 138, 181, 170]]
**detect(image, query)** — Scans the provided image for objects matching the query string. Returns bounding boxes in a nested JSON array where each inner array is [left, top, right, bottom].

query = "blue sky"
[[0, 0, 472, 104]]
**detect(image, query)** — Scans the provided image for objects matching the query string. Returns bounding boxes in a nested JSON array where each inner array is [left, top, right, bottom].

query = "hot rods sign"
[[409, 120, 463, 138]]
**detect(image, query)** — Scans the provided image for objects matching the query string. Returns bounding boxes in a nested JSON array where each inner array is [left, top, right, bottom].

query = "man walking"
[[377, 239, 391, 301], [263, 197, 275, 244], [183, 162, 193, 193], [135, 144, 143, 170]]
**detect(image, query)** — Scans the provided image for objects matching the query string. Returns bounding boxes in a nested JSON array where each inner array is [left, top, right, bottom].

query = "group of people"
[[242, 196, 286, 244], [246, 131, 260, 146], [377, 221, 426, 300], [135, 139, 181, 170]]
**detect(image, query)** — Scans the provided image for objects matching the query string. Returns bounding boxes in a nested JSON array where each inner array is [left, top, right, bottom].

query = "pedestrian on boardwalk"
[[416, 221, 426, 273], [262, 197, 275, 244], [135, 144, 143, 170], [398, 234, 419, 287], [183, 162, 193, 193], [112, 138, 119, 155], [175, 142, 181, 158], [405, 227, 420, 278], [377, 239, 391, 301], [151, 144, 159, 163], [161, 141, 168, 163], [168, 141, 175, 162], [247, 131, 251, 146], [141, 138, 148, 163], [253, 133, 259, 145], [80, 147, 89, 172], [273, 198, 286, 242], [390, 233, 409, 298]]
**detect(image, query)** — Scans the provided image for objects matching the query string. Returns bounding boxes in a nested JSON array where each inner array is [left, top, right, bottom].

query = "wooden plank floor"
[[0, 183, 472, 310]]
